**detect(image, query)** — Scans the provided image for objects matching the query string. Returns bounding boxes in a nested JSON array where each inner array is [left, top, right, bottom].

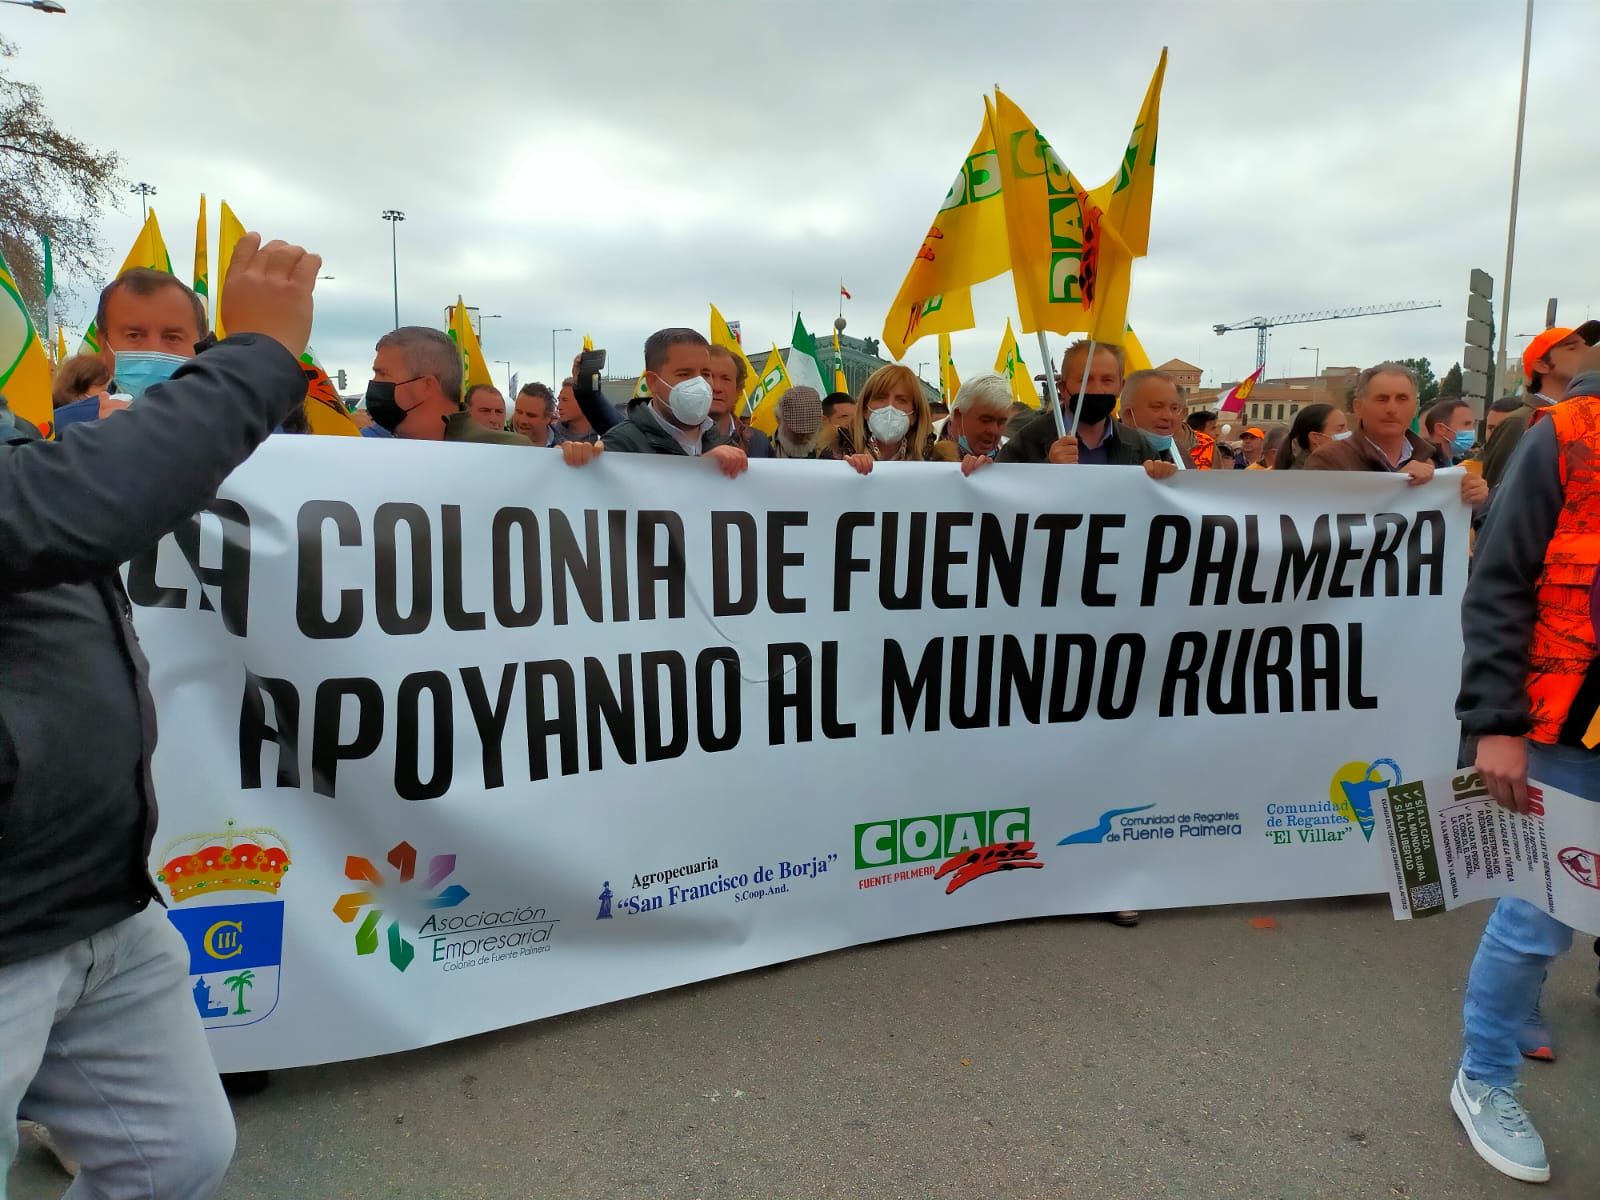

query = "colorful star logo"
[[333, 841, 468, 972]]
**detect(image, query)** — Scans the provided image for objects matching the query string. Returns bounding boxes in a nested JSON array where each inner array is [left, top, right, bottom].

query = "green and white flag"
[[786, 313, 830, 397]]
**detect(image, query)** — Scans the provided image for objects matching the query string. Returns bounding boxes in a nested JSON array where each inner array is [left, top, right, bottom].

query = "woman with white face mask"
[[1275, 403, 1349, 470], [840, 364, 959, 475]]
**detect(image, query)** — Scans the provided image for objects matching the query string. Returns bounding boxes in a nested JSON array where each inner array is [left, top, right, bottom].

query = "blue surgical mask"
[[1452, 429, 1476, 455], [113, 350, 187, 400], [1143, 431, 1174, 453], [1332, 430, 1354, 441]]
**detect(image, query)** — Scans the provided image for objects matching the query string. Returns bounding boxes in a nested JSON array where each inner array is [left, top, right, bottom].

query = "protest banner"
[[1376, 768, 1600, 935], [130, 442, 1470, 1070]]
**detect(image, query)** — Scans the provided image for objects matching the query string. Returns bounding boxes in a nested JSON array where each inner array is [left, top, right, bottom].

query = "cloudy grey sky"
[[7, 0, 1597, 393]]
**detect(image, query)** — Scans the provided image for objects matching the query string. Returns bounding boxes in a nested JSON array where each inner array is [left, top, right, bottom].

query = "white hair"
[[953, 373, 1013, 416]]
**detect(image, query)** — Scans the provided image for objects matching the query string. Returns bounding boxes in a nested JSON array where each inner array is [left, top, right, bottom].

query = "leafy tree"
[[0, 36, 121, 323], [1397, 356, 1439, 405], [1438, 362, 1464, 397]]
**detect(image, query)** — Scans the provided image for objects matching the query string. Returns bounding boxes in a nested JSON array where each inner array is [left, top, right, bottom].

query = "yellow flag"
[[709, 303, 756, 406], [939, 332, 961, 405], [1123, 326, 1153, 373], [213, 201, 246, 339], [881, 118, 1010, 360], [80, 210, 175, 352], [0, 250, 56, 435], [582, 333, 594, 351], [746, 343, 795, 435], [831, 326, 848, 393], [300, 352, 360, 436], [55, 325, 68, 363], [986, 91, 1121, 343], [1099, 49, 1165, 259], [987, 56, 1162, 348], [447, 297, 495, 396], [994, 319, 1040, 409], [193, 194, 209, 306], [633, 373, 652, 401]]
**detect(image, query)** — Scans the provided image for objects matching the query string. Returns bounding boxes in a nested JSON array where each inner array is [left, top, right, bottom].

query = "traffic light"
[[335, 368, 348, 390]]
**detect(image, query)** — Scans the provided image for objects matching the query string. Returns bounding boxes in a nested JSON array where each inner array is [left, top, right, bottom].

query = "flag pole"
[[1069, 338, 1096, 437], [1036, 331, 1067, 438]]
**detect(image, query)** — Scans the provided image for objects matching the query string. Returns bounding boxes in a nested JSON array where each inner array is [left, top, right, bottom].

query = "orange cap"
[[1524, 321, 1600, 384], [1243, 427, 1265, 439]]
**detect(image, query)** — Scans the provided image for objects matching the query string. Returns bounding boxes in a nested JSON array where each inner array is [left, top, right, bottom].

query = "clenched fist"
[[220, 233, 321, 358]]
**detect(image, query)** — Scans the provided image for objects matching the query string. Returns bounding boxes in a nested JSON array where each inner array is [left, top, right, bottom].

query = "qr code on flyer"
[[1408, 881, 1444, 912]]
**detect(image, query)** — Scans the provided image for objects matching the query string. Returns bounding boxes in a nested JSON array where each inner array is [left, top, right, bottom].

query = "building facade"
[[1154, 358, 1203, 390], [1186, 367, 1358, 430]]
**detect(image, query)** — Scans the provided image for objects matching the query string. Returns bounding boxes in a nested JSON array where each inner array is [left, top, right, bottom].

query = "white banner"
[[1376, 768, 1600, 935], [130, 440, 1470, 1069]]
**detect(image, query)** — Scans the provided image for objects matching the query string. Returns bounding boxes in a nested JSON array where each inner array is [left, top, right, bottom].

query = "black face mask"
[[364, 377, 421, 432], [1071, 392, 1118, 428]]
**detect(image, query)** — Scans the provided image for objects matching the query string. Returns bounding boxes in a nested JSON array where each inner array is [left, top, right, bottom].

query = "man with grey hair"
[[1120, 369, 1191, 468], [362, 326, 528, 445], [1303, 361, 1488, 507], [946, 373, 1012, 468]]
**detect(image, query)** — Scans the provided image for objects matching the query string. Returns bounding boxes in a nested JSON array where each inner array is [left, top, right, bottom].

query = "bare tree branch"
[[0, 35, 123, 325]]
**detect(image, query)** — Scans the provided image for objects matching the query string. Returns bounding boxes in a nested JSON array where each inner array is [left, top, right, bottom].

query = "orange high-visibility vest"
[[1526, 393, 1600, 744]]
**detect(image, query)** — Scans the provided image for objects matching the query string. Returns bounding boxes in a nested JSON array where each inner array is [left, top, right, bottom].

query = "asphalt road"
[[10, 896, 1600, 1199]]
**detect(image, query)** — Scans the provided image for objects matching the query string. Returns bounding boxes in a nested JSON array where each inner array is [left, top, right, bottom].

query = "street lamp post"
[[1299, 345, 1321, 379], [132, 182, 156, 222], [1496, 0, 1535, 399], [0, 2, 68, 12], [495, 360, 513, 396], [551, 327, 572, 387], [478, 314, 502, 345], [381, 210, 405, 329]]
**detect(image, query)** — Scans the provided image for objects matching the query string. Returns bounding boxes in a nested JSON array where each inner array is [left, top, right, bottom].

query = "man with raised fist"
[[0, 232, 321, 1198]]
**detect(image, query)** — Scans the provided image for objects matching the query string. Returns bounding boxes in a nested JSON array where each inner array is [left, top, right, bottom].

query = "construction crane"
[[1213, 300, 1442, 371]]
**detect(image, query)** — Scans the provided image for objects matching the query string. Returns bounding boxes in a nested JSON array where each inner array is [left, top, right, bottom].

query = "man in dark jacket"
[[1303, 361, 1489, 510], [362, 327, 529, 446], [1448, 351, 1600, 1184], [708, 344, 772, 458], [561, 328, 748, 478], [997, 340, 1160, 468], [0, 233, 318, 1197]]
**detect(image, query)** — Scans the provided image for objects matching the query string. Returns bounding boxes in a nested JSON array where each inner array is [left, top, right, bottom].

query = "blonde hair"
[[852, 364, 936, 460]]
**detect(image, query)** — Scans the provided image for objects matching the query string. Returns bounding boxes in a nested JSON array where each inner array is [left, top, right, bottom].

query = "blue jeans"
[[0, 904, 235, 1199], [1461, 739, 1600, 1086]]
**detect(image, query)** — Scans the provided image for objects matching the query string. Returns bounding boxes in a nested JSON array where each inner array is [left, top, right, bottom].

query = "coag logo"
[[1329, 759, 1401, 842], [333, 841, 469, 972], [157, 820, 290, 1030], [854, 808, 1040, 895]]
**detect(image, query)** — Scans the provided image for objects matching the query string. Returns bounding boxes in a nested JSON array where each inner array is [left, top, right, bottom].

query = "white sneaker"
[[1450, 1069, 1550, 1183]]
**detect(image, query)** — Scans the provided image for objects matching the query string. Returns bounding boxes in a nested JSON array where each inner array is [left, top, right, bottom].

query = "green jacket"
[[443, 411, 532, 447]]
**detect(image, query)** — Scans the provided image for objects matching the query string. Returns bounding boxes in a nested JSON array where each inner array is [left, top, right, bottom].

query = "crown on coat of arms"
[[156, 820, 291, 904]]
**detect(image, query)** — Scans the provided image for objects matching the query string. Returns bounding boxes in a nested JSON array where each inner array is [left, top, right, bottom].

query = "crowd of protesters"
[[6, 241, 1600, 1193]]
